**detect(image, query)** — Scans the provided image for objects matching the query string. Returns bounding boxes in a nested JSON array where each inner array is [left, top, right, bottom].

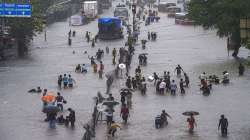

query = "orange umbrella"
[[41, 94, 55, 103]]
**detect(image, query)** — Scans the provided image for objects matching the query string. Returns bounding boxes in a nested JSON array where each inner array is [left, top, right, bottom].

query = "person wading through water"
[[55, 92, 66, 111], [99, 61, 104, 79], [218, 114, 229, 136], [238, 63, 245, 76], [120, 104, 130, 124], [187, 114, 197, 132], [175, 64, 184, 77]]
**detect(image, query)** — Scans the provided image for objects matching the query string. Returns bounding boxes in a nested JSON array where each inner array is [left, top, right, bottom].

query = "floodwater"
[[0, 1, 250, 140]]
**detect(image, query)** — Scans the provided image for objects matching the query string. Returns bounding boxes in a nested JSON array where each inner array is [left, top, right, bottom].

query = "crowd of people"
[[79, 4, 246, 138], [57, 74, 76, 89], [27, 1, 248, 139], [40, 88, 76, 129]]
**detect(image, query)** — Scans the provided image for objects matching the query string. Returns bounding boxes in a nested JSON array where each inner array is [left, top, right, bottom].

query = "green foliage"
[[7, 0, 46, 39], [3, 0, 51, 56], [188, 0, 250, 38], [247, 40, 250, 49]]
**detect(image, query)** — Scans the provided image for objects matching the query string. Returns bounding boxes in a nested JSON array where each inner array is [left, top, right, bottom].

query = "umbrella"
[[43, 104, 60, 114], [119, 63, 126, 69], [120, 90, 132, 96], [41, 94, 55, 103], [102, 101, 119, 106], [140, 53, 148, 55], [182, 111, 199, 116], [120, 88, 133, 92], [110, 123, 121, 129], [97, 103, 106, 112], [147, 75, 154, 82]]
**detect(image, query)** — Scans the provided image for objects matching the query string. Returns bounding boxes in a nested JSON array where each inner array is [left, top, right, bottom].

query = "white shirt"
[[223, 73, 229, 79], [200, 73, 207, 80], [159, 81, 166, 89]]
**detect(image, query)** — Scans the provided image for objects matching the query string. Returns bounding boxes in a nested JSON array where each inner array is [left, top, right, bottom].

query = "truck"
[[70, 15, 84, 26], [98, 17, 123, 40], [101, 0, 112, 9], [157, 0, 177, 12], [82, 1, 98, 19]]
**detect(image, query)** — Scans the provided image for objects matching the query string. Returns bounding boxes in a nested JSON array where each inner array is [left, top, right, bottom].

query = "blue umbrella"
[[43, 104, 60, 114]]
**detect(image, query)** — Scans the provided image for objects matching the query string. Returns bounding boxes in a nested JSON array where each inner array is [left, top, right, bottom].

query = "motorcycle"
[[155, 115, 168, 129], [138, 53, 148, 66], [222, 71, 230, 84], [141, 40, 147, 49]]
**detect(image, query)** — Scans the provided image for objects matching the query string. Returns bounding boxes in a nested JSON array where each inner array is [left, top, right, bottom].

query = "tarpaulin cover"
[[98, 17, 121, 28]]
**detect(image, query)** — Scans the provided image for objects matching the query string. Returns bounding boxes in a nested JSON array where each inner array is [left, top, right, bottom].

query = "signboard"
[[0, 3, 31, 17], [0, 4, 3, 16]]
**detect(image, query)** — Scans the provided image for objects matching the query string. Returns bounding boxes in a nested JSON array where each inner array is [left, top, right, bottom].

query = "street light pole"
[[42, 17, 47, 42], [44, 26, 47, 42], [132, 3, 136, 32], [1, 0, 6, 48], [1, 0, 5, 35]]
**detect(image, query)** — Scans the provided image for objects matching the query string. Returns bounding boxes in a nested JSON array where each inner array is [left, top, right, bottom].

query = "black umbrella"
[[43, 105, 60, 114], [139, 53, 148, 55], [102, 101, 119, 106], [120, 88, 133, 92], [120, 90, 132, 96], [182, 111, 199, 116]]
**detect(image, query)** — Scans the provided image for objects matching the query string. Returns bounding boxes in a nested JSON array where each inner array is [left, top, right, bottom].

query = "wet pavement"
[[0, 1, 250, 140]]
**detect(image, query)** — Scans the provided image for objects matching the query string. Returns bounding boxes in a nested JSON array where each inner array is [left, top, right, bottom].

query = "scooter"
[[141, 40, 147, 49], [222, 78, 230, 84], [155, 115, 168, 129]]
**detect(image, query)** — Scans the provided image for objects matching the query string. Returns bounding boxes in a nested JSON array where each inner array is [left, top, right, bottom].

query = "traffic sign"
[[0, 4, 3, 16], [16, 4, 31, 17], [4, 3, 16, 17], [0, 3, 31, 18]]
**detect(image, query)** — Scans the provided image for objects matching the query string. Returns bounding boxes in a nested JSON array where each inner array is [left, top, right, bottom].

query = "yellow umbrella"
[[110, 123, 121, 129]]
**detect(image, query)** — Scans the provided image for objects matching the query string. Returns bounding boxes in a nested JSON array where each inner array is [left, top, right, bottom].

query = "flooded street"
[[0, 1, 250, 140]]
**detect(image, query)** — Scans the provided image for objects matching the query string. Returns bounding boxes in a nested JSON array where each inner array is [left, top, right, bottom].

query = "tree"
[[5, 0, 49, 56], [188, 0, 250, 57]]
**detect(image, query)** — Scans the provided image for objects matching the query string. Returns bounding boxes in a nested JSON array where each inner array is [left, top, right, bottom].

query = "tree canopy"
[[188, 0, 250, 56], [3, 0, 51, 56]]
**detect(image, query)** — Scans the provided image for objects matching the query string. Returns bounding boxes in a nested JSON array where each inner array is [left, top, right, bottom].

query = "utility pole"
[[42, 17, 47, 42], [132, 3, 136, 32], [1, 0, 5, 33], [0, 0, 6, 47], [44, 26, 47, 42]]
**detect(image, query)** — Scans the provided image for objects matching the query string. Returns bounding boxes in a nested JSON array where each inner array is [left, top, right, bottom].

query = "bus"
[[114, 5, 129, 21], [98, 17, 124, 40]]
